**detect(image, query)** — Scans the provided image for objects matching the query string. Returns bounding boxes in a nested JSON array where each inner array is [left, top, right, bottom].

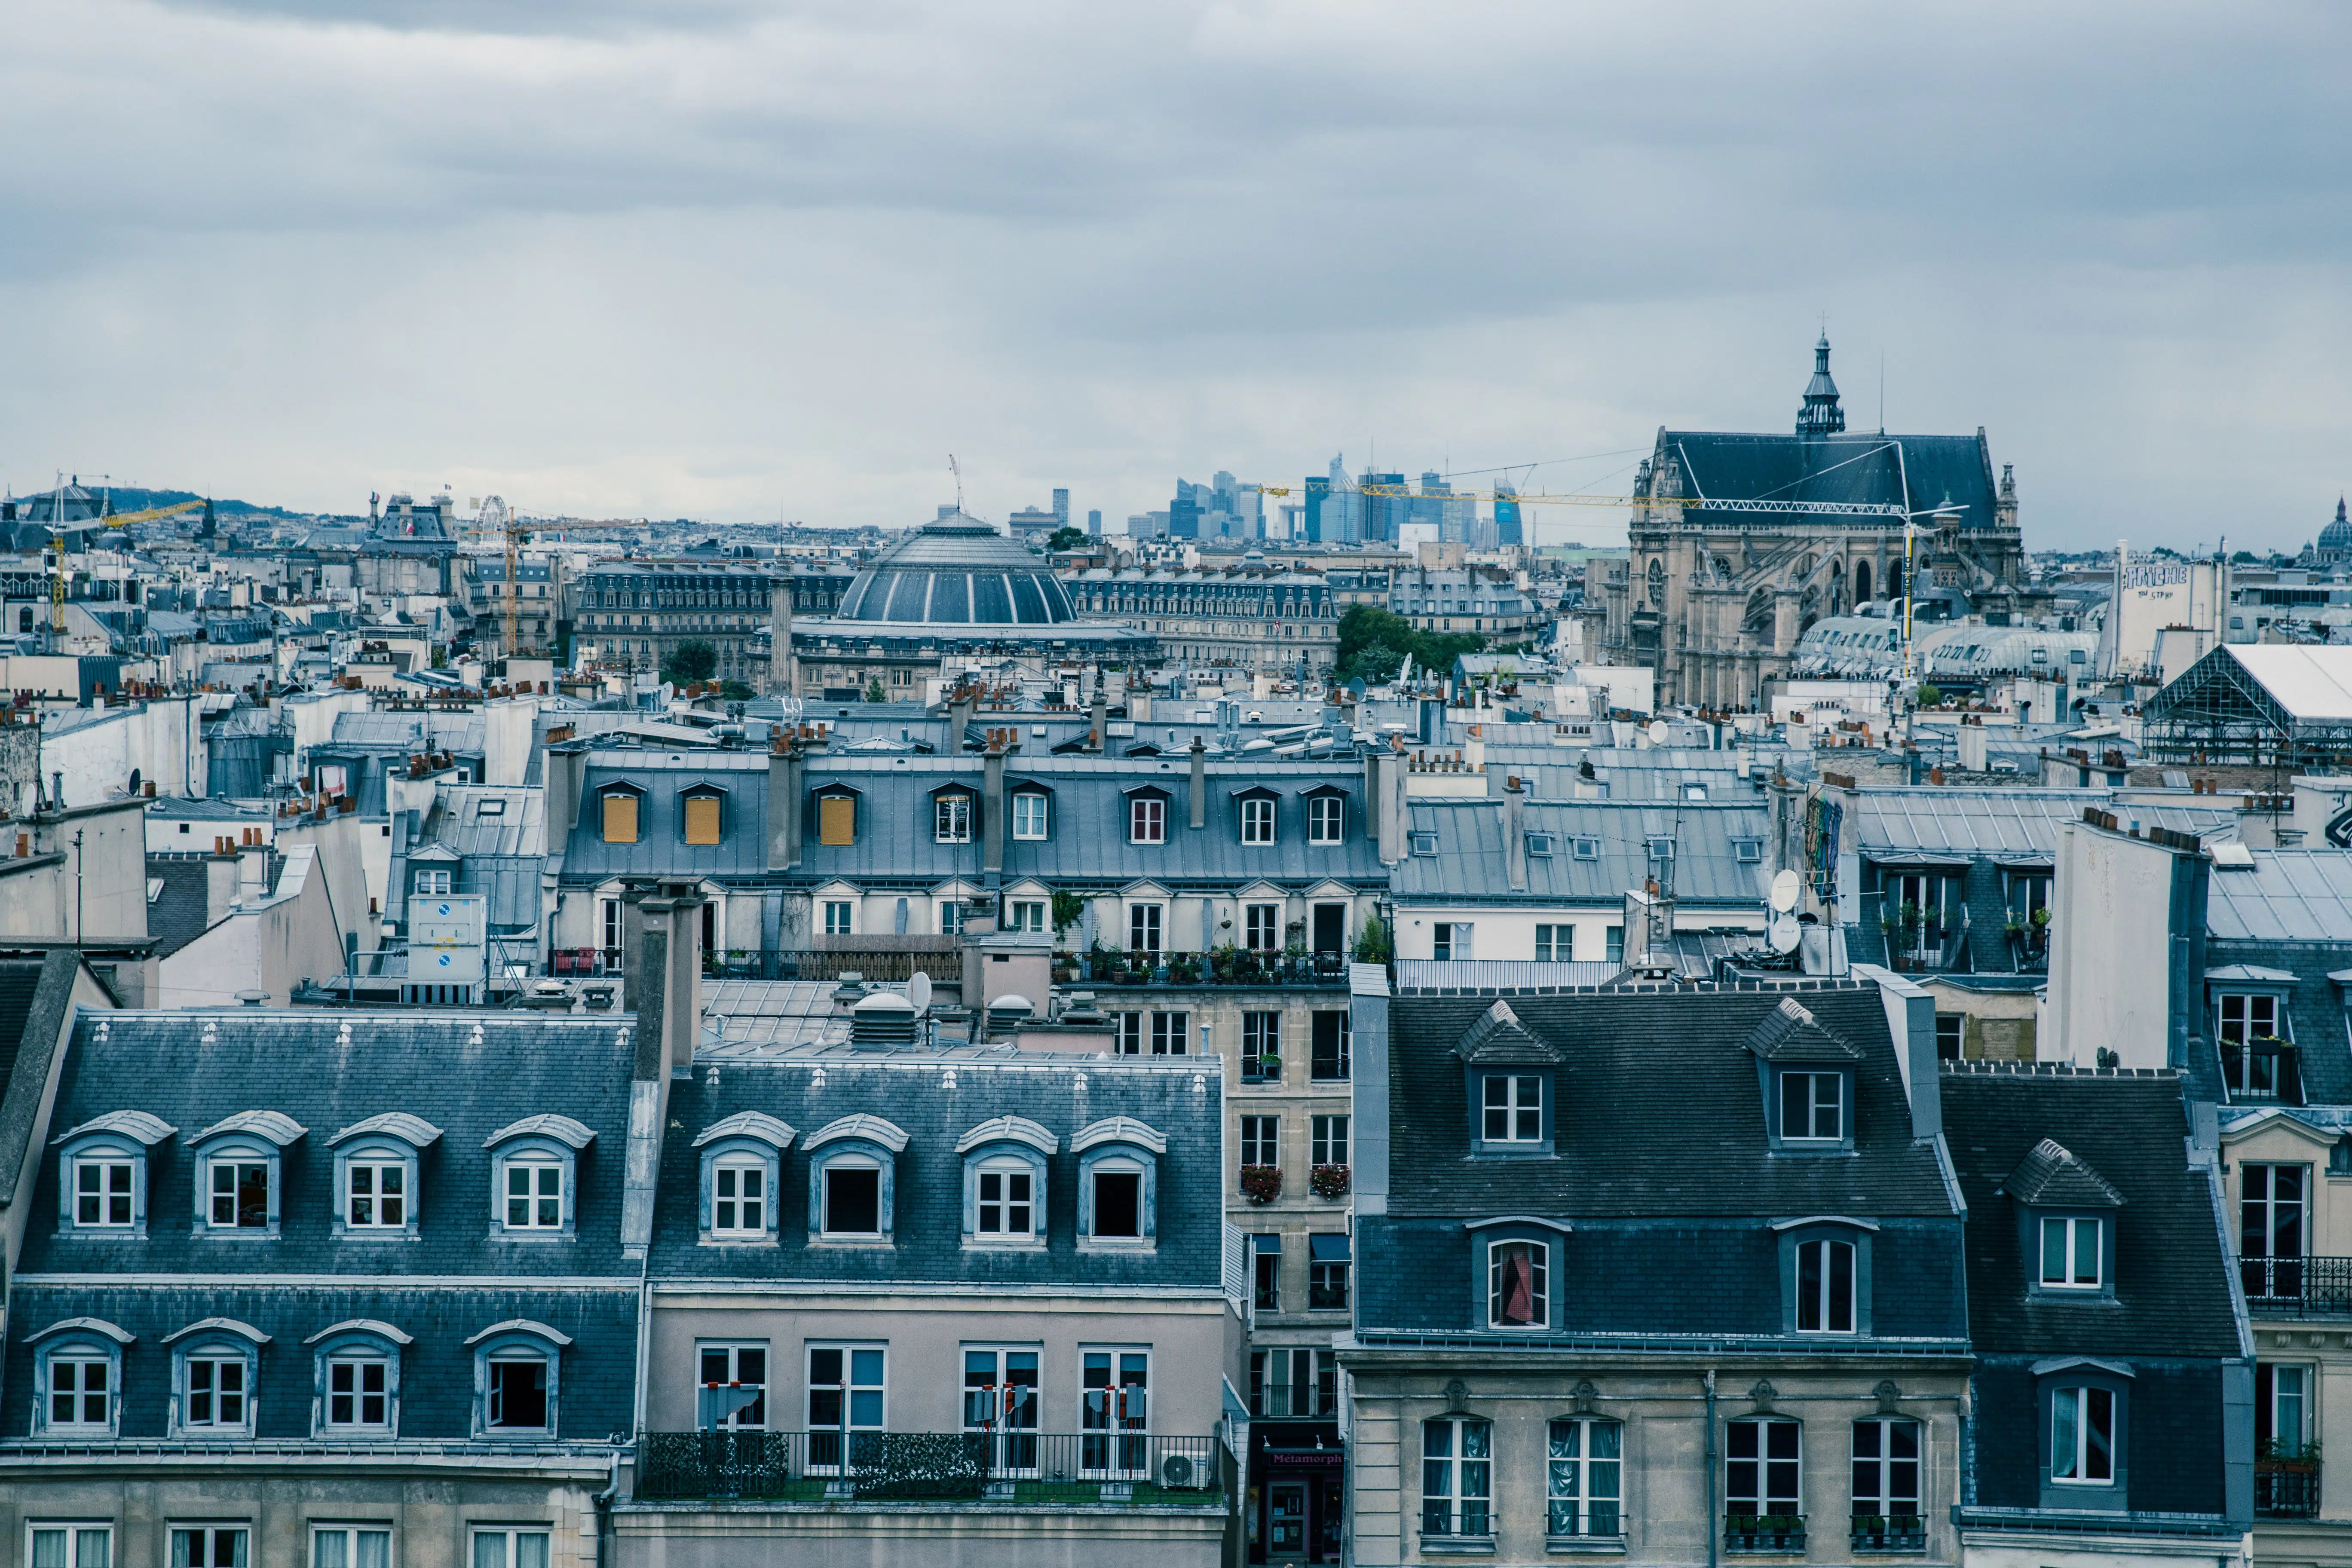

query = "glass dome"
[[836, 521, 1076, 626]]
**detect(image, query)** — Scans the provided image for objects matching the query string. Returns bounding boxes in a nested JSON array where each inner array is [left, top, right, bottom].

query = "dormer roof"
[[1742, 996, 1863, 1063], [194, 1110, 307, 1147], [1999, 1137, 2126, 1208], [1453, 999, 1562, 1066], [483, 1114, 596, 1151], [328, 1113, 446, 1148], [691, 1111, 798, 1150], [52, 1110, 176, 1147]]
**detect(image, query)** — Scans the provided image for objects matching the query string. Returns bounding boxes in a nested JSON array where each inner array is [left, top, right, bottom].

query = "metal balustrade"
[[635, 1430, 1220, 1503]]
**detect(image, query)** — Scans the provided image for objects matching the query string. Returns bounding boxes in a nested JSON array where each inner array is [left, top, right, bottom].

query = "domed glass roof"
[[836, 520, 1076, 626]]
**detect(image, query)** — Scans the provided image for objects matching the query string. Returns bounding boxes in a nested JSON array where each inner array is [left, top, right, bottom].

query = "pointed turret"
[[1796, 334, 1845, 437]]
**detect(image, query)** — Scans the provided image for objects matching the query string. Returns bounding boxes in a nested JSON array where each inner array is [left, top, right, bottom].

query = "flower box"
[[1239, 1165, 1282, 1204], [1309, 1164, 1351, 1200]]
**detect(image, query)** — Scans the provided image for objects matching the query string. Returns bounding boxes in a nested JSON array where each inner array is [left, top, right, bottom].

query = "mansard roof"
[[1999, 1137, 2126, 1208]]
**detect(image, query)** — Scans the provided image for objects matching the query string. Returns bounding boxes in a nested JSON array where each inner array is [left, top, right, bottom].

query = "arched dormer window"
[[191, 1111, 307, 1239], [52, 1110, 175, 1238], [1771, 1216, 1878, 1335], [164, 1317, 268, 1437], [598, 783, 643, 844], [694, 1112, 797, 1243], [1073, 1117, 1165, 1251], [484, 1115, 595, 1240], [680, 784, 727, 847], [306, 1320, 410, 1436], [805, 1115, 909, 1243], [29, 1318, 134, 1437], [467, 1319, 570, 1438], [327, 1113, 443, 1242], [956, 1116, 1058, 1248]]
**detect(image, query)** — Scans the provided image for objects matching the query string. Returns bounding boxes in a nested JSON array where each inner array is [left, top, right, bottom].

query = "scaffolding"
[[2141, 645, 2352, 768]]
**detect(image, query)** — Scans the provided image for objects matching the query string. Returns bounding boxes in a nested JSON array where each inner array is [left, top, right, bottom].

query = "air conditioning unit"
[[1159, 1451, 1205, 1490]]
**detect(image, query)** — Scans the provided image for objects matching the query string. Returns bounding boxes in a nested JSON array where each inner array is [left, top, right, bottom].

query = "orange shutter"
[[601, 793, 638, 843], [684, 795, 720, 845], [819, 795, 855, 846]]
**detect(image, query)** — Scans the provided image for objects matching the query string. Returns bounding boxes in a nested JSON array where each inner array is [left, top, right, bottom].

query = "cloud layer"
[[3, 0, 2345, 548]]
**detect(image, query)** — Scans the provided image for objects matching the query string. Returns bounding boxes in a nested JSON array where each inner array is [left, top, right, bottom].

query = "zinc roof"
[[1850, 788, 2239, 859], [2205, 849, 2352, 943]]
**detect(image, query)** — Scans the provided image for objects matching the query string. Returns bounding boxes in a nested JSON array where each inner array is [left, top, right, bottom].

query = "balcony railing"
[[634, 1430, 1219, 1504], [2256, 1462, 2321, 1519], [1724, 1515, 1806, 1553], [1849, 1513, 1926, 1552], [1085, 952, 1350, 988], [2239, 1255, 2352, 1314]]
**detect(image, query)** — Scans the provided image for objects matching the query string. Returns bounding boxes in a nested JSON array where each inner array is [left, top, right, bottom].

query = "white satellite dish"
[[1768, 913, 1802, 955], [907, 971, 932, 1014], [1646, 720, 1669, 746], [1770, 869, 1801, 913]]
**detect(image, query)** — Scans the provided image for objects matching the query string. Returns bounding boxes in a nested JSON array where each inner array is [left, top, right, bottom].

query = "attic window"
[[599, 788, 640, 845], [476, 799, 507, 818], [1526, 833, 1556, 857], [682, 788, 723, 846], [1410, 832, 1438, 857], [1646, 836, 1674, 861], [1734, 839, 1764, 864], [1571, 837, 1600, 860]]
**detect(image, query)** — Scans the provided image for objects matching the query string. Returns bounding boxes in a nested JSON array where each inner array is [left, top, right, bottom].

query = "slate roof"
[[1940, 1066, 2242, 1357], [1660, 429, 1999, 531], [144, 858, 217, 958], [1741, 996, 1862, 1062], [1392, 799, 1769, 907], [648, 1053, 1224, 1289], [15, 1011, 640, 1279], [2206, 849, 2352, 943], [1999, 1137, 2126, 1207], [1850, 788, 2239, 861], [1385, 983, 1957, 1218], [561, 753, 1386, 891], [0, 960, 48, 1112]]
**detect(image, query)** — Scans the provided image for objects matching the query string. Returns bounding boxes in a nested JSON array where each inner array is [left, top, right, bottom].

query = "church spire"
[[1796, 333, 1845, 437]]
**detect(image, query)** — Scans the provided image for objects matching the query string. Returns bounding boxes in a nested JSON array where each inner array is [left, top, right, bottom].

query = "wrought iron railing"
[[634, 1430, 1220, 1503], [1724, 1514, 1806, 1552], [2239, 1254, 2352, 1314], [2256, 1462, 2321, 1519], [1849, 1513, 1926, 1552]]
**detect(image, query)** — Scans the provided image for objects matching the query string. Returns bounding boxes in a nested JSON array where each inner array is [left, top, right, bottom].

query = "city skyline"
[[3, 2, 2346, 548]]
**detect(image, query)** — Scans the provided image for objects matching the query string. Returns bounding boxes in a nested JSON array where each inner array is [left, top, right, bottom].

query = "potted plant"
[[1848, 1514, 1924, 1551], [1239, 1165, 1282, 1204], [1309, 1164, 1351, 1200], [1351, 916, 1392, 965], [1168, 953, 1200, 984], [1724, 1514, 1805, 1552], [1211, 944, 1238, 982]]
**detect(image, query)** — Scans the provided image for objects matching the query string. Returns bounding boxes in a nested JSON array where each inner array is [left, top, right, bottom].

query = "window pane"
[[33, 1531, 68, 1568], [516, 1536, 548, 1568], [355, 1532, 390, 1568], [473, 1536, 508, 1568], [78, 1533, 111, 1568]]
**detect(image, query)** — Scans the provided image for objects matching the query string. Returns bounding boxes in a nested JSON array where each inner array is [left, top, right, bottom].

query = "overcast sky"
[[3, 0, 2346, 551]]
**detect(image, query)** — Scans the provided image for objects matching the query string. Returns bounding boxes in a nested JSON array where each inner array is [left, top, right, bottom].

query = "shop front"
[[1246, 1422, 1345, 1565]]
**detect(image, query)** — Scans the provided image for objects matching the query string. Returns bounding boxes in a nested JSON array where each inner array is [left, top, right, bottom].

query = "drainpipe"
[[1704, 1369, 1718, 1568]]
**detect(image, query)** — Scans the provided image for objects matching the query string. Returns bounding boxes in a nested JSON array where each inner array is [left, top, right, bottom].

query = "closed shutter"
[[601, 793, 638, 843], [684, 794, 720, 845], [819, 795, 855, 846]]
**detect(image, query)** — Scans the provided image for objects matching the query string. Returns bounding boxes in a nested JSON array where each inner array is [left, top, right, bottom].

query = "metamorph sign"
[[411, 894, 487, 984]]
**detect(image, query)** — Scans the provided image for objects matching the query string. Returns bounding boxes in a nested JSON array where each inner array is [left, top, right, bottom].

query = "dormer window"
[[328, 1113, 441, 1242], [307, 1320, 410, 1436], [1075, 1117, 1165, 1250], [934, 789, 975, 844], [1130, 793, 1166, 845], [484, 1115, 595, 1240], [54, 1111, 175, 1238], [599, 785, 641, 844], [166, 1318, 267, 1437], [694, 1112, 796, 1244], [958, 1115, 1057, 1249], [1011, 789, 1052, 840], [1525, 833, 1555, 857], [1572, 837, 1599, 860], [2217, 988, 2296, 1103], [1238, 789, 1279, 845], [1779, 1072, 1843, 1142], [1483, 1076, 1542, 1142], [1306, 792, 1344, 845], [681, 785, 725, 846], [2003, 1138, 2124, 1302], [814, 785, 861, 846], [806, 1115, 910, 1243], [1745, 998, 1861, 1154], [1411, 832, 1438, 856], [2040, 1216, 2104, 1289], [192, 1111, 306, 1239], [29, 1318, 133, 1437]]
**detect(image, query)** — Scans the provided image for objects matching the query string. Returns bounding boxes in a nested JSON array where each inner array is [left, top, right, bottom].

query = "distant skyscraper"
[[1087, 508, 1102, 536], [1494, 483, 1522, 548], [1169, 480, 1204, 539], [1052, 488, 1070, 526], [1360, 472, 1407, 545]]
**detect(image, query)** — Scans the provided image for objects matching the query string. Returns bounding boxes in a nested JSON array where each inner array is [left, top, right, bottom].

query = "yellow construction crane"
[[1245, 480, 1914, 524], [45, 493, 202, 634], [464, 498, 643, 659]]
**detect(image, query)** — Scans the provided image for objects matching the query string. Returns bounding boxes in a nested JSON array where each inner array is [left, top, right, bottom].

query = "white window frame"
[[975, 1158, 1037, 1238], [415, 869, 452, 896], [180, 1347, 253, 1433], [1011, 793, 1049, 840], [73, 1156, 135, 1229], [806, 1343, 888, 1473], [323, 1354, 392, 1431], [1778, 1070, 1844, 1142], [501, 1157, 565, 1231], [963, 1346, 1043, 1473], [1008, 899, 1047, 933], [1240, 796, 1276, 845], [1795, 1236, 1857, 1332], [1312, 1114, 1349, 1167], [466, 1529, 550, 1568], [711, 1157, 767, 1238], [1152, 1011, 1189, 1055], [819, 1155, 885, 1238], [30, 1525, 116, 1568], [697, 1341, 768, 1430], [309, 1524, 392, 1568], [2051, 1385, 2116, 1484], [1244, 902, 1280, 952], [934, 793, 973, 844], [1486, 1237, 1549, 1329], [1420, 1415, 1493, 1539], [1851, 1416, 1923, 1523], [1130, 796, 1165, 845], [1307, 794, 1344, 845], [484, 1348, 553, 1435], [2039, 1215, 2104, 1289], [205, 1151, 274, 1231], [1547, 1416, 1624, 1540], [1481, 1074, 1542, 1142], [1085, 1156, 1148, 1241], [169, 1523, 249, 1568], [1129, 903, 1163, 954], [1080, 1347, 1151, 1479], [1725, 1416, 1802, 1518], [44, 1350, 116, 1433], [824, 900, 854, 936], [345, 1159, 407, 1231]]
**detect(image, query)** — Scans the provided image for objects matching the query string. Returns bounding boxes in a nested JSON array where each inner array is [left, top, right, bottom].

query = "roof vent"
[[850, 989, 919, 1049]]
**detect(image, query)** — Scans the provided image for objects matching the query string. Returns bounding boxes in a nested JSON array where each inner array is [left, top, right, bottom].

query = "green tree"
[[1045, 526, 1090, 552], [1050, 889, 1087, 940], [1916, 683, 1944, 707], [1334, 603, 1488, 686], [720, 679, 755, 700], [661, 639, 718, 686], [864, 677, 888, 702]]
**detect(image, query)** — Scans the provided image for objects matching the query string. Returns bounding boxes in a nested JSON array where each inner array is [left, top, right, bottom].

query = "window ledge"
[[1078, 1238, 1156, 1255], [489, 1231, 575, 1243], [962, 1237, 1047, 1253], [1419, 1536, 1497, 1556], [809, 1237, 894, 1249], [1546, 1537, 1626, 1555], [701, 1235, 780, 1248], [193, 1230, 280, 1241]]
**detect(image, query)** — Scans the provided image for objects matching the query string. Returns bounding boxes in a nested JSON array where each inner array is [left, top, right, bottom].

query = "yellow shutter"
[[819, 795, 855, 847], [684, 794, 720, 846], [602, 793, 638, 843]]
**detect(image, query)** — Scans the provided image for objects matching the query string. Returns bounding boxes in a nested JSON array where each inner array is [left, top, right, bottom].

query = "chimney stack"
[[766, 734, 801, 870], [1188, 737, 1207, 830], [1504, 775, 1528, 893], [1377, 740, 1408, 865], [984, 736, 1007, 876], [1090, 690, 1107, 754]]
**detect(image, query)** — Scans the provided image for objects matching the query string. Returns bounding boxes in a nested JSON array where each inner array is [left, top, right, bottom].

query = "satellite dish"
[[1768, 913, 1802, 955], [907, 972, 932, 1014], [1646, 720, 1669, 746], [1770, 869, 1801, 913]]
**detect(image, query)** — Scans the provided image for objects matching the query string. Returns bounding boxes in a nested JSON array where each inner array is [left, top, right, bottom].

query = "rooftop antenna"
[[1878, 350, 1885, 436], [949, 454, 964, 516]]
